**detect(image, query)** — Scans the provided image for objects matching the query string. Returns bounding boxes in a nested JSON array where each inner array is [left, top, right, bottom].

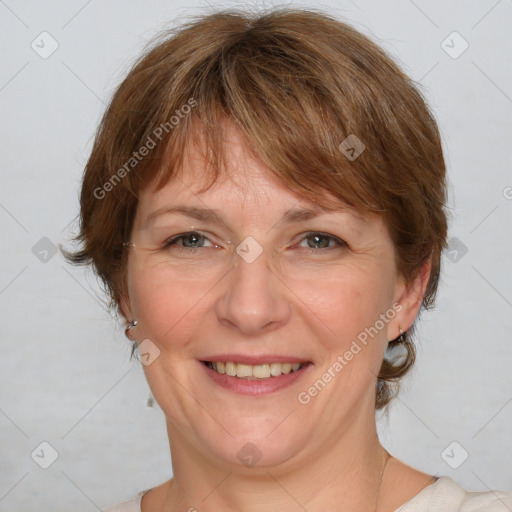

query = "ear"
[[119, 293, 134, 324], [388, 258, 431, 339]]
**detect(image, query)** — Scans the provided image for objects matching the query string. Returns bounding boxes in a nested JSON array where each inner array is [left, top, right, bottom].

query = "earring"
[[396, 326, 406, 344], [124, 320, 137, 339]]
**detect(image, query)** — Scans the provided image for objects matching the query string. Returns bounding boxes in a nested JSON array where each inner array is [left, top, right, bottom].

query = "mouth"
[[201, 360, 312, 380]]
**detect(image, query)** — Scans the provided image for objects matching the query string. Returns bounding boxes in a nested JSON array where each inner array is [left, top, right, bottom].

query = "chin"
[[198, 421, 309, 470]]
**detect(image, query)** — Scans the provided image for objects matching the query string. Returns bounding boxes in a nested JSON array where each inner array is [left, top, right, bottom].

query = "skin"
[[122, 123, 435, 512]]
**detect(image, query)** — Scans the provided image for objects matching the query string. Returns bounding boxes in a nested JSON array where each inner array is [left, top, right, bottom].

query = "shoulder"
[[102, 489, 150, 512], [396, 476, 512, 512]]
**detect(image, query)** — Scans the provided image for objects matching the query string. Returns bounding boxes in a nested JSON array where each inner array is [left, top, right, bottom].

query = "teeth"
[[253, 364, 271, 378], [236, 364, 253, 378], [208, 361, 305, 379], [225, 362, 236, 377]]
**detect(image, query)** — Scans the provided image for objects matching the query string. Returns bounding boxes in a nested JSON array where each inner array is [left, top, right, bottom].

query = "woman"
[[67, 8, 512, 512]]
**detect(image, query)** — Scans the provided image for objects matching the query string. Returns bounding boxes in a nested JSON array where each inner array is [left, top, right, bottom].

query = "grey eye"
[[305, 234, 331, 249], [181, 233, 206, 248]]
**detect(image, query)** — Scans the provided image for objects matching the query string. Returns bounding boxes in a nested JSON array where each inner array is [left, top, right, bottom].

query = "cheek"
[[295, 265, 397, 398], [304, 273, 394, 399], [127, 250, 397, 356], [127, 263, 211, 344], [300, 264, 394, 341]]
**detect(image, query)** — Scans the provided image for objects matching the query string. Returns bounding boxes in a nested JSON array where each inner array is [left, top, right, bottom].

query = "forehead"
[[140, 123, 349, 214], [132, 122, 379, 240], [128, 125, 392, 249], [136, 164, 363, 238], [133, 176, 376, 247], [145, 160, 300, 214]]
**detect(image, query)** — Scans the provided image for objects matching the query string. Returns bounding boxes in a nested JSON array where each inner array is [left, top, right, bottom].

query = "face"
[[123, 124, 419, 470]]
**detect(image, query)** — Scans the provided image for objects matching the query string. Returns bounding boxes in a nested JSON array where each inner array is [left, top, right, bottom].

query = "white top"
[[103, 476, 512, 511]]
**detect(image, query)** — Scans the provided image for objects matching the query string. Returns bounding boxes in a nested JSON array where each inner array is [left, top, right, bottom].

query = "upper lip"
[[200, 354, 312, 365]]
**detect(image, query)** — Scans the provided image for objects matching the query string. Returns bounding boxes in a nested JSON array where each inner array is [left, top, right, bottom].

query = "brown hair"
[[66, 8, 447, 409]]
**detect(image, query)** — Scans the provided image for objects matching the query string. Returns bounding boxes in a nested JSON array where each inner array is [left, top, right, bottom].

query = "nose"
[[215, 245, 291, 336]]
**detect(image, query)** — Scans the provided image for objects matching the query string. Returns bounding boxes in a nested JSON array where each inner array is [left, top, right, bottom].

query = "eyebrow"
[[144, 204, 342, 229]]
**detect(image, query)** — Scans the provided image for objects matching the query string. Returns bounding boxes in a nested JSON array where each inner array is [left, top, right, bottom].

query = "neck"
[[160, 412, 388, 512]]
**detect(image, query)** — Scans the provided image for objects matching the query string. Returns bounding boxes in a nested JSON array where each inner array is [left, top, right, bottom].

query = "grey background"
[[0, 0, 511, 510]]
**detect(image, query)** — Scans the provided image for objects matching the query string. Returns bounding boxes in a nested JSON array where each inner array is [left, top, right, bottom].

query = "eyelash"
[[162, 231, 347, 254]]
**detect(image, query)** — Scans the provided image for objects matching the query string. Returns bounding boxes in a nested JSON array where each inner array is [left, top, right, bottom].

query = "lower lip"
[[199, 361, 313, 396]]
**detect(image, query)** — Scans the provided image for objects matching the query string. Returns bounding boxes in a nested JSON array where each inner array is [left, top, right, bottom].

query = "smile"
[[202, 361, 309, 379]]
